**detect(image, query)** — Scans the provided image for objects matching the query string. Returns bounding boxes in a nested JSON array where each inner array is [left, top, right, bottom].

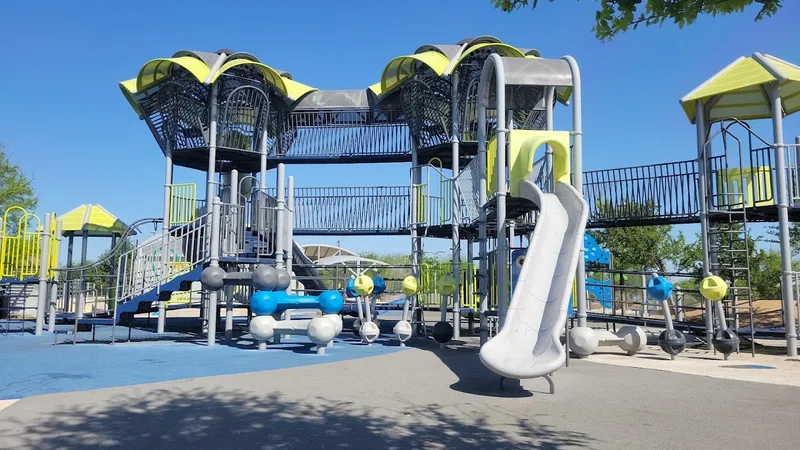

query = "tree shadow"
[[1, 388, 596, 449]]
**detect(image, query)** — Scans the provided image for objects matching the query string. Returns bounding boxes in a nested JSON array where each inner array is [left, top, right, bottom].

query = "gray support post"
[[207, 198, 222, 346], [286, 176, 295, 280], [478, 53, 508, 329], [206, 82, 220, 218], [477, 65, 490, 346], [275, 164, 286, 270], [77, 230, 88, 319], [795, 136, 800, 203], [409, 142, 422, 329], [64, 235, 73, 312], [47, 219, 62, 333], [767, 82, 797, 357], [260, 119, 269, 198], [466, 236, 474, 322], [695, 99, 715, 350], [35, 214, 52, 335], [545, 87, 555, 192], [224, 171, 239, 343], [157, 145, 173, 334], [562, 56, 587, 328], [450, 71, 461, 340]]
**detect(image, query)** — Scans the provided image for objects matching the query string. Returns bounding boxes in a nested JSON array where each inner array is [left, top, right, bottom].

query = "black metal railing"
[[289, 186, 410, 234], [584, 158, 703, 226], [274, 109, 412, 162]]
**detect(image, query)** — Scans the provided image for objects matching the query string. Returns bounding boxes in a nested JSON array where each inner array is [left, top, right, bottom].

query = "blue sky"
[[1, 0, 799, 259]]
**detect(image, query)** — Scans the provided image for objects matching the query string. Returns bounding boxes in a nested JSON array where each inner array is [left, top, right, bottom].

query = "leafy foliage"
[[491, 0, 783, 40], [0, 143, 38, 232]]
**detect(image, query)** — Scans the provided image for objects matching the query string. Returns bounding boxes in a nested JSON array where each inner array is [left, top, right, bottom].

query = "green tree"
[[0, 143, 38, 231], [766, 224, 800, 257], [492, 0, 783, 40]]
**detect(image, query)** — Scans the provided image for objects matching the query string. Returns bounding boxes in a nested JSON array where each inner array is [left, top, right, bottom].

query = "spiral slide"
[[479, 180, 588, 380]]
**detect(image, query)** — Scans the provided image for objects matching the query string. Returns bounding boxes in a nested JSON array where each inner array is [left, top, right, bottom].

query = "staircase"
[[86, 213, 213, 325]]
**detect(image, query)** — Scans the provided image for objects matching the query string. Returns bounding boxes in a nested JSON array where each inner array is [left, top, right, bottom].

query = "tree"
[[0, 143, 38, 230], [492, 0, 784, 40], [766, 223, 800, 257]]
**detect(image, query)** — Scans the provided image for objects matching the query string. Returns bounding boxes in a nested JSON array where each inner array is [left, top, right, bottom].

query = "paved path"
[[1, 343, 799, 449]]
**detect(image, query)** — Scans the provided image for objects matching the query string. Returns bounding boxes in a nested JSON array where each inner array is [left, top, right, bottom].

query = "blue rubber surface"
[[0, 322, 406, 400]]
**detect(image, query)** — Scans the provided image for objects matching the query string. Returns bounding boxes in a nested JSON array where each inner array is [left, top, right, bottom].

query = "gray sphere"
[[249, 315, 276, 341], [307, 317, 336, 346], [252, 265, 278, 291], [275, 269, 291, 291], [360, 321, 380, 344], [658, 329, 686, 356], [712, 329, 740, 355], [200, 266, 226, 290], [616, 325, 647, 355], [393, 320, 412, 343], [569, 326, 599, 357]]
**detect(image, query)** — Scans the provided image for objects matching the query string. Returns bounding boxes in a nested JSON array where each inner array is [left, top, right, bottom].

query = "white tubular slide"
[[479, 180, 588, 380]]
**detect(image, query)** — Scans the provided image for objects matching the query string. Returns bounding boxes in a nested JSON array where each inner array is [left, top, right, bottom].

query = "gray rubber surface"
[[1, 345, 798, 449]]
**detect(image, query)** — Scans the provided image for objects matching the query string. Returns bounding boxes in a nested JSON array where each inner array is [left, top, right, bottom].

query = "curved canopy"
[[680, 53, 800, 123], [380, 51, 451, 95], [121, 50, 318, 115], [59, 204, 132, 238], [136, 56, 210, 91], [448, 43, 526, 74]]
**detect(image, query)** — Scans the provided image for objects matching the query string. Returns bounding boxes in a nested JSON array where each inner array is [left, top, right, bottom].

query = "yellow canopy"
[[380, 51, 451, 95], [121, 52, 318, 114], [59, 204, 132, 237], [680, 53, 800, 123], [447, 43, 526, 74]]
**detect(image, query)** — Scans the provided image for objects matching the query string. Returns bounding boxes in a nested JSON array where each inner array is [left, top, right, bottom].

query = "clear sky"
[[1, 0, 799, 259]]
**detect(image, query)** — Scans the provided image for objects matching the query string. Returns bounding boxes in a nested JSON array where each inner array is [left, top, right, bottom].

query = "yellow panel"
[[368, 81, 382, 97], [487, 136, 497, 196], [683, 58, 775, 104], [118, 78, 142, 117], [59, 204, 128, 235], [380, 51, 450, 94], [716, 166, 775, 208], [449, 43, 526, 73], [508, 130, 571, 196], [282, 77, 318, 102], [136, 56, 210, 91]]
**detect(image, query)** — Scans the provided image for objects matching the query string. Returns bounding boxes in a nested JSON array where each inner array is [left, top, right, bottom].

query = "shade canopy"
[[59, 204, 132, 238], [680, 53, 800, 124]]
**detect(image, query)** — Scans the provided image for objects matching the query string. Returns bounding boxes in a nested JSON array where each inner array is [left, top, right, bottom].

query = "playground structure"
[[0, 40, 798, 389]]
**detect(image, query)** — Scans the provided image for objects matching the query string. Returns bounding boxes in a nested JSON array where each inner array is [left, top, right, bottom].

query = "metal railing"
[[169, 183, 199, 226], [583, 158, 704, 226], [287, 186, 410, 234], [276, 108, 412, 161], [116, 213, 210, 303]]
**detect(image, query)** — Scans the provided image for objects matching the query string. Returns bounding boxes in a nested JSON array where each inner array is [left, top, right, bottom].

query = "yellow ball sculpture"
[[700, 276, 728, 302], [401, 276, 419, 296], [354, 275, 374, 297], [436, 274, 457, 296]]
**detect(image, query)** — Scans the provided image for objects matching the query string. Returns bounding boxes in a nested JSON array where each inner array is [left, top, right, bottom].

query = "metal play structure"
[[1, 40, 799, 383]]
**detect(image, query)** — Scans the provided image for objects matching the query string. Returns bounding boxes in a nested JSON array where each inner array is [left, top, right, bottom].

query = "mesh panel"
[[138, 75, 209, 151], [217, 76, 271, 152], [400, 71, 452, 149]]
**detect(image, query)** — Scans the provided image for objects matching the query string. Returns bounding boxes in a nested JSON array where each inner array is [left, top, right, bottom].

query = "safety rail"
[[786, 142, 800, 205], [412, 161, 453, 227], [285, 186, 410, 234], [275, 108, 412, 162], [0, 207, 59, 280], [169, 183, 199, 226], [583, 158, 706, 226], [116, 213, 210, 303], [219, 199, 277, 258]]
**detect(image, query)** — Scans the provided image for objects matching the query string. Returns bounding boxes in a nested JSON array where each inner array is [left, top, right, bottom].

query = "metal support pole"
[[562, 56, 587, 328], [158, 146, 173, 334], [545, 86, 555, 192], [35, 214, 52, 335], [286, 176, 295, 280], [207, 198, 222, 347], [409, 141, 422, 330], [77, 230, 88, 319], [695, 100, 715, 350], [64, 234, 73, 312], [767, 82, 797, 357], [47, 219, 62, 333], [478, 53, 508, 329], [206, 82, 220, 218], [275, 164, 286, 269], [450, 71, 461, 340], [477, 65, 490, 345], [224, 170, 239, 343]]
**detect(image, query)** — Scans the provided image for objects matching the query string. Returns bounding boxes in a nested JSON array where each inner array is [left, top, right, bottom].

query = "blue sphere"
[[372, 275, 386, 295], [317, 290, 344, 314], [345, 278, 358, 298], [251, 290, 280, 316], [647, 276, 673, 301]]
